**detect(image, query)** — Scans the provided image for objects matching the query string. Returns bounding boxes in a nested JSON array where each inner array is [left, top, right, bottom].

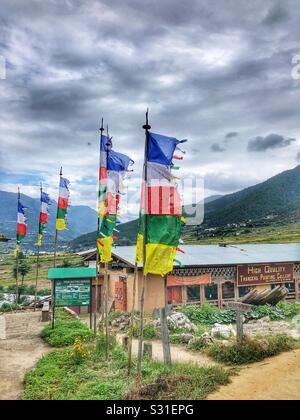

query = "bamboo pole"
[[127, 263, 138, 377], [34, 246, 40, 311], [136, 109, 151, 385], [53, 167, 62, 268], [104, 262, 109, 360], [15, 187, 20, 304], [34, 183, 42, 311], [94, 118, 104, 333], [104, 124, 110, 360]]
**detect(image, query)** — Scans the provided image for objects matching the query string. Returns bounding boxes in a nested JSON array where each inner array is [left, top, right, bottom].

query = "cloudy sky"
[[0, 0, 300, 218]]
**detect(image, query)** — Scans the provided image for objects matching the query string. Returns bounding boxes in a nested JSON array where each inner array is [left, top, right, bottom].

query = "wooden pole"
[[104, 262, 109, 360], [236, 308, 244, 343], [34, 246, 40, 311], [127, 263, 138, 377], [53, 167, 62, 268], [15, 187, 20, 304], [104, 124, 110, 360], [160, 307, 171, 365], [94, 118, 104, 333], [136, 109, 151, 385], [34, 183, 42, 311]]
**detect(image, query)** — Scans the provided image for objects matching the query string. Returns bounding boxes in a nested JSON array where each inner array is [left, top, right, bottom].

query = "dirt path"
[[208, 348, 300, 400], [116, 334, 215, 366], [0, 311, 50, 400]]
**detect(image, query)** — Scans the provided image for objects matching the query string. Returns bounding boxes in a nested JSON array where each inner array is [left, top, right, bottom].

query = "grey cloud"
[[247, 134, 296, 152], [225, 132, 238, 139], [262, 4, 289, 26], [211, 143, 225, 152], [0, 0, 299, 207]]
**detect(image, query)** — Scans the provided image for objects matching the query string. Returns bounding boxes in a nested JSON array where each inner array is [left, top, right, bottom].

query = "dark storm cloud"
[[262, 4, 289, 26], [211, 143, 225, 152], [0, 0, 299, 208], [247, 134, 296, 152], [225, 132, 238, 139]]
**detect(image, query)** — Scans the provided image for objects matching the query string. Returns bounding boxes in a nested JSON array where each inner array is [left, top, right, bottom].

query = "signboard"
[[237, 263, 293, 287], [224, 301, 253, 312], [167, 273, 211, 286], [54, 278, 91, 307]]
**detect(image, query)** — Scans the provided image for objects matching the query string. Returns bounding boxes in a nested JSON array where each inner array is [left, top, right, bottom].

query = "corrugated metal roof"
[[78, 243, 300, 268], [48, 267, 96, 279]]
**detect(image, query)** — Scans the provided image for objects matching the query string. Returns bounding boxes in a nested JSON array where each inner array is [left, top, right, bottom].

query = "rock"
[[211, 323, 236, 339], [166, 311, 197, 333], [260, 316, 271, 323], [201, 332, 214, 345]]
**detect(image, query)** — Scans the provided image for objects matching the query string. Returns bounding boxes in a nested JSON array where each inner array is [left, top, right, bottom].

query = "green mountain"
[[202, 165, 300, 226], [69, 195, 222, 251], [70, 165, 300, 250], [0, 190, 97, 251]]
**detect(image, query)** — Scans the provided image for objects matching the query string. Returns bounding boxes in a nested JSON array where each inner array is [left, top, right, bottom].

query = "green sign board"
[[54, 278, 91, 307]]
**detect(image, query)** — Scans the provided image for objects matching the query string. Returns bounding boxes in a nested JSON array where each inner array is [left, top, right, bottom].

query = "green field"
[[184, 222, 300, 245], [0, 253, 84, 290]]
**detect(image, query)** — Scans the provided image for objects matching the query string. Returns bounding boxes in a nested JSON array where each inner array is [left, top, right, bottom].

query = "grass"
[[24, 310, 232, 400], [0, 253, 84, 290], [23, 340, 231, 400], [207, 334, 298, 365], [41, 310, 93, 347]]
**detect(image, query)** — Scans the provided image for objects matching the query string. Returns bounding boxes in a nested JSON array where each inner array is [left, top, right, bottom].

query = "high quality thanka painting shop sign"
[[237, 263, 294, 286]]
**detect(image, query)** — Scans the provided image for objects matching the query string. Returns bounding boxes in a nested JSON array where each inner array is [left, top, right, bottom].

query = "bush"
[[208, 334, 296, 365], [132, 322, 157, 340], [180, 302, 300, 325], [0, 302, 20, 312], [41, 318, 93, 347], [187, 337, 207, 351], [180, 303, 236, 325]]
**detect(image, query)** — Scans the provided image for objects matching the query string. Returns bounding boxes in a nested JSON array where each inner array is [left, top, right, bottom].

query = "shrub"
[[187, 337, 207, 351], [180, 302, 300, 325], [180, 303, 236, 325], [95, 330, 117, 354], [0, 302, 20, 312], [208, 334, 296, 365], [41, 318, 93, 347], [132, 322, 157, 340]]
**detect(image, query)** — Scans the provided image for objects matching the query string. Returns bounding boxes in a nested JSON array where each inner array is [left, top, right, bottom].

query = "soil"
[[0, 311, 50, 400], [208, 348, 300, 400], [117, 334, 216, 366]]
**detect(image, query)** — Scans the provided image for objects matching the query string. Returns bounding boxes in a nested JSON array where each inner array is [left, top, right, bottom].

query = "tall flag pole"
[[53, 167, 70, 267], [136, 109, 151, 384], [135, 111, 187, 382], [96, 122, 133, 345], [94, 117, 105, 333], [14, 187, 27, 304], [104, 124, 110, 360], [34, 183, 50, 310]]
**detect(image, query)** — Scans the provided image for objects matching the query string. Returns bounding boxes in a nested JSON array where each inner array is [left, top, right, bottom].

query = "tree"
[[13, 260, 31, 286]]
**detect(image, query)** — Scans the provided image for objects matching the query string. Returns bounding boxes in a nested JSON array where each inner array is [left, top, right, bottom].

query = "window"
[[271, 282, 295, 293], [187, 286, 200, 302], [167, 287, 182, 304], [222, 282, 235, 299], [205, 284, 218, 301], [238, 286, 253, 298]]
